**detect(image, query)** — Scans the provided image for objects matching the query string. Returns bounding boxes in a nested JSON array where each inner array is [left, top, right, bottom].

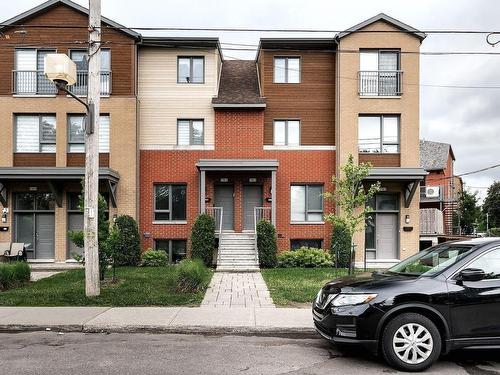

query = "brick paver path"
[[202, 272, 275, 308]]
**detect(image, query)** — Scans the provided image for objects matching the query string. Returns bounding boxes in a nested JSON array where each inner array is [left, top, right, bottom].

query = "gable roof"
[[420, 140, 455, 171], [212, 60, 266, 108], [336, 13, 426, 41], [0, 0, 141, 39]]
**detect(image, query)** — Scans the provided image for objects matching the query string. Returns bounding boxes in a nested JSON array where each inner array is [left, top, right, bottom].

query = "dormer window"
[[177, 56, 204, 84]]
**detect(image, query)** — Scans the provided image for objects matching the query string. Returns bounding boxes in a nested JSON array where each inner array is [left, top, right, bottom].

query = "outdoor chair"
[[4, 243, 26, 262]]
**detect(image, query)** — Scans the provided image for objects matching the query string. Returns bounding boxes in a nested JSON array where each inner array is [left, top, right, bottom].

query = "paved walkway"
[[202, 272, 275, 308]]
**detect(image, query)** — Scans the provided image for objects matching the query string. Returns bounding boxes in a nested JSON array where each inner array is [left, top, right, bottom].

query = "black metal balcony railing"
[[12, 70, 112, 96], [358, 70, 403, 96]]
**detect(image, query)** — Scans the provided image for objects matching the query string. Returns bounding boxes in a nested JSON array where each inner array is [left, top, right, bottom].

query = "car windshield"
[[387, 244, 475, 276]]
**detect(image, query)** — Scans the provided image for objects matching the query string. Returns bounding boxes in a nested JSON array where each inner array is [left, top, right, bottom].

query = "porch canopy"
[[364, 167, 427, 208], [196, 159, 279, 224], [0, 167, 120, 208]]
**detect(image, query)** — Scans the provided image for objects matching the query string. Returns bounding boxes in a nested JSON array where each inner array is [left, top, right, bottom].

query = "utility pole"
[[84, 0, 101, 296]]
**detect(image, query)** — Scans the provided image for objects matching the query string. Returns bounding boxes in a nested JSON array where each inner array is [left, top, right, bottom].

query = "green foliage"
[[483, 181, 500, 229], [190, 214, 216, 267], [490, 228, 500, 236], [107, 215, 141, 266], [257, 219, 278, 268], [331, 221, 352, 268], [0, 262, 31, 290], [278, 247, 333, 268], [141, 249, 169, 267], [456, 190, 482, 235], [176, 259, 212, 293]]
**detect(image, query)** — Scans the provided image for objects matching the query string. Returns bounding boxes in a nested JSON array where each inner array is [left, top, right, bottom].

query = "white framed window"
[[291, 185, 323, 222], [177, 119, 204, 145], [359, 50, 401, 96], [274, 57, 300, 83], [358, 115, 400, 153], [273, 120, 300, 146], [177, 56, 204, 83], [14, 49, 57, 95], [67, 114, 110, 153], [15, 115, 56, 153]]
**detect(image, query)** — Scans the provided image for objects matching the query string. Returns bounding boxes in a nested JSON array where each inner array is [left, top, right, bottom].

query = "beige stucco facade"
[[138, 48, 221, 149], [336, 20, 423, 265]]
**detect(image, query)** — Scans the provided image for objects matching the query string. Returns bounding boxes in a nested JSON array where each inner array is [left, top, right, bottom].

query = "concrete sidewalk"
[[0, 306, 315, 336]]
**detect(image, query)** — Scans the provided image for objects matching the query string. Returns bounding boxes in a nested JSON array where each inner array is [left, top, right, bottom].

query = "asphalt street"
[[0, 332, 498, 374]]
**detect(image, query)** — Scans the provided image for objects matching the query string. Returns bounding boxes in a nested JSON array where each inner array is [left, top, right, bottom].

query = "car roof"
[[449, 237, 500, 246]]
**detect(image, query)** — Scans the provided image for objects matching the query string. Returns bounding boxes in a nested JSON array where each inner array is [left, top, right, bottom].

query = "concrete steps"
[[216, 232, 259, 272]]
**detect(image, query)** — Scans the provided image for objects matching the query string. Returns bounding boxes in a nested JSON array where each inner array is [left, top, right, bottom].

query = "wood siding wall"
[[259, 50, 335, 145], [13, 153, 56, 167], [0, 3, 136, 96], [67, 153, 110, 167], [359, 153, 401, 167]]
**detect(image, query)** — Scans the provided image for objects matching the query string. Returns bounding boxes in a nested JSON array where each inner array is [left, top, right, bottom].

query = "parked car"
[[313, 238, 500, 371]]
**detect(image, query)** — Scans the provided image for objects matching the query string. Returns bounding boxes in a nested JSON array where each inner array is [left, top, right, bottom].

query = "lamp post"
[[44, 53, 100, 296]]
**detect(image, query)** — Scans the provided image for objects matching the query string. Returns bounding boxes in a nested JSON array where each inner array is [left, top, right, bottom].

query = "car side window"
[[467, 248, 500, 280]]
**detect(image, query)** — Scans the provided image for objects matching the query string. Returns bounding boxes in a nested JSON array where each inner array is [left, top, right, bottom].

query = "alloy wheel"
[[392, 323, 434, 364]]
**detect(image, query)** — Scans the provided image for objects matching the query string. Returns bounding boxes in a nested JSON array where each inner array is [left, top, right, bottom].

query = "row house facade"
[[1, 0, 427, 268]]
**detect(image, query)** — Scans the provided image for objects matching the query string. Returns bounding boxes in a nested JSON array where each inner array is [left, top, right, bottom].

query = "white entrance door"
[[376, 213, 398, 259]]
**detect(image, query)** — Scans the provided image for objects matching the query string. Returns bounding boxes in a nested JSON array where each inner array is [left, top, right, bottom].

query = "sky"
[[3, 0, 500, 201]]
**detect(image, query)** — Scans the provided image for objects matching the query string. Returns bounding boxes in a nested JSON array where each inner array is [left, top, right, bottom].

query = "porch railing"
[[358, 70, 403, 96], [205, 206, 223, 235], [254, 207, 271, 263], [69, 70, 112, 96]]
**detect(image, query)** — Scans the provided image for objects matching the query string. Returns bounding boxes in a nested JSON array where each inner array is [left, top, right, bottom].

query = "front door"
[[377, 213, 398, 259], [243, 185, 263, 230], [214, 185, 234, 231]]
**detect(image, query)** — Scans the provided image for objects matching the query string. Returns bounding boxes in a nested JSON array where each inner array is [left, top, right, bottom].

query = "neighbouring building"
[[0, 0, 139, 262], [419, 140, 462, 248]]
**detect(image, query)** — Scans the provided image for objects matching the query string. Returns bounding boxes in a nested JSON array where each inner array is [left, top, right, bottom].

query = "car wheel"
[[381, 312, 441, 372]]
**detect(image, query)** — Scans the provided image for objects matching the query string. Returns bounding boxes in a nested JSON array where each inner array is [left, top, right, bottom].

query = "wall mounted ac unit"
[[425, 186, 440, 198]]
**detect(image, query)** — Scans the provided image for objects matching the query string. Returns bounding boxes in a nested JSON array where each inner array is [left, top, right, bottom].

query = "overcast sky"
[[3, 0, 500, 201]]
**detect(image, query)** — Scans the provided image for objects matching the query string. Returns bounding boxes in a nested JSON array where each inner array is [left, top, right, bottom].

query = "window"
[[359, 50, 401, 96], [177, 56, 204, 83], [177, 120, 204, 145], [14, 49, 57, 94], [14, 193, 55, 211], [274, 57, 300, 83], [154, 239, 187, 263], [15, 115, 56, 153], [466, 248, 500, 280], [358, 115, 400, 153], [273, 120, 300, 146], [154, 184, 187, 221], [290, 185, 323, 222], [68, 114, 110, 153], [291, 239, 323, 250], [69, 49, 111, 95]]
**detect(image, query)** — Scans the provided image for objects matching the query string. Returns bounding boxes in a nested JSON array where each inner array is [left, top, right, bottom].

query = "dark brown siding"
[[13, 153, 56, 167], [359, 153, 401, 167], [67, 153, 109, 167], [0, 3, 135, 96], [259, 50, 335, 145]]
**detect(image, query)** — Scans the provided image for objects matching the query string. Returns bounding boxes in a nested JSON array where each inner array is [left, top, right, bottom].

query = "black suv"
[[313, 238, 500, 371]]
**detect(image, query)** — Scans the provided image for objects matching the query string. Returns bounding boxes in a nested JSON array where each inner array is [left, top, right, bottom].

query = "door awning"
[[0, 167, 120, 208], [364, 167, 428, 208], [196, 159, 279, 171]]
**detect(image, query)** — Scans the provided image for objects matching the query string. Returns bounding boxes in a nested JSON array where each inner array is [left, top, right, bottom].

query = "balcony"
[[13, 70, 112, 96], [420, 208, 444, 235], [358, 70, 402, 97]]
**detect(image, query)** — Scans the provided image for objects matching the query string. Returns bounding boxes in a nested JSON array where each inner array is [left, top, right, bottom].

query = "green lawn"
[[0, 266, 212, 307], [261, 268, 349, 307]]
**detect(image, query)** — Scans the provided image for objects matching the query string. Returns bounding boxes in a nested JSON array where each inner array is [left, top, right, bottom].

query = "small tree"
[[330, 221, 351, 268], [257, 219, 278, 268], [324, 154, 380, 273], [483, 181, 500, 229], [110, 215, 141, 266], [191, 214, 216, 267]]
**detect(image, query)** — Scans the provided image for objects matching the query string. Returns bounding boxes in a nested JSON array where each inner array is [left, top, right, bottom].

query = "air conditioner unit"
[[425, 186, 440, 198]]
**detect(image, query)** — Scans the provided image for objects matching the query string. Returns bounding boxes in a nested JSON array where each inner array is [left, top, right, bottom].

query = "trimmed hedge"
[[257, 219, 278, 268], [278, 247, 333, 268], [331, 221, 352, 268], [190, 214, 216, 267], [0, 262, 31, 290], [176, 259, 212, 293], [141, 249, 169, 267]]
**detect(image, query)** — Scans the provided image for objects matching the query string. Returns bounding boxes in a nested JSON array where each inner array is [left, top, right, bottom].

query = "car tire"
[[381, 312, 442, 372]]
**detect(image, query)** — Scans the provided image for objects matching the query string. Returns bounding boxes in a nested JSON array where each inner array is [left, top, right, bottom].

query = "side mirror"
[[457, 268, 486, 282]]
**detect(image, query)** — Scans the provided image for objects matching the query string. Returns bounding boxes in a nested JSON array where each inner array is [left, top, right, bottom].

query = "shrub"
[[278, 247, 333, 268], [490, 227, 500, 236], [257, 219, 278, 268], [331, 221, 352, 268], [0, 262, 30, 290], [176, 259, 211, 293], [108, 215, 141, 266], [190, 214, 216, 267], [141, 249, 169, 267]]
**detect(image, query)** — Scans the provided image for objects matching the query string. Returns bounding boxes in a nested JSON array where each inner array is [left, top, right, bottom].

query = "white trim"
[[290, 221, 325, 225], [140, 144, 215, 151], [27, 259, 54, 263], [13, 95, 57, 98], [355, 259, 400, 269], [152, 220, 188, 225], [264, 145, 336, 151], [360, 96, 401, 99]]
